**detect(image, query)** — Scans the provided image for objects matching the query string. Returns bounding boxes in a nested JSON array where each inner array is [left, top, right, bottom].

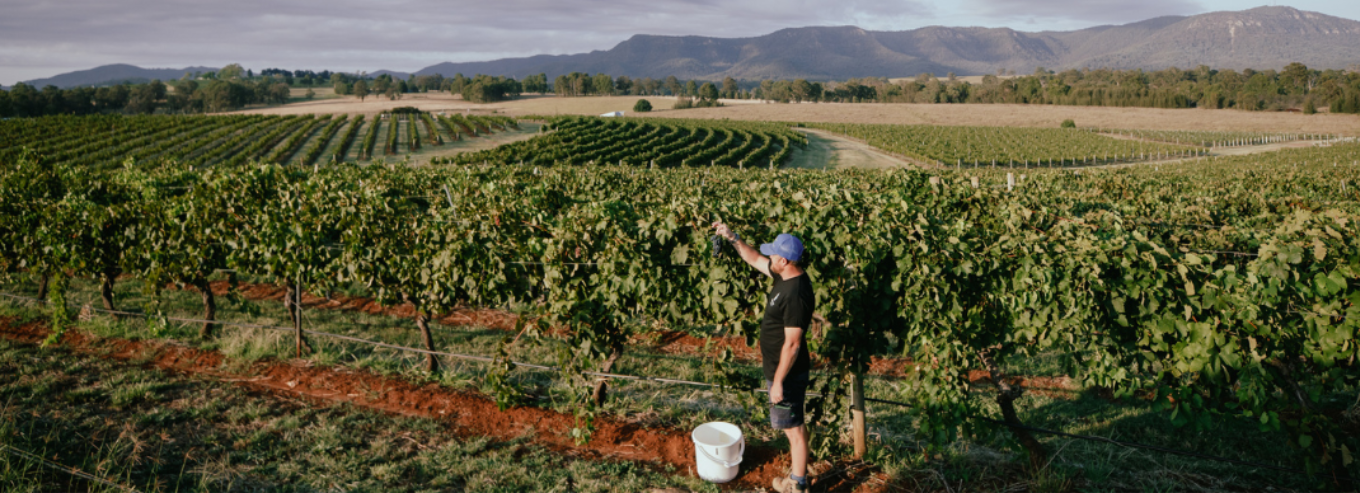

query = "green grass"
[[0, 336, 717, 492], [0, 275, 1345, 491]]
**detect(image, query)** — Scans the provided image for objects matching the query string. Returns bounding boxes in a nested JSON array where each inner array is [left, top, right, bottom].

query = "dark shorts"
[[766, 372, 810, 430]]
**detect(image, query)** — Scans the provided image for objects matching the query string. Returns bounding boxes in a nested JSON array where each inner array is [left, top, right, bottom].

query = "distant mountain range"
[[411, 6, 1360, 80], [20, 64, 219, 89], [19, 6, 1360, 88]]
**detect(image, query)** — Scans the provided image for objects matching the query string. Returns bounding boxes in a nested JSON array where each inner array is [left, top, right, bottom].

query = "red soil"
[[0, 317, 887, 492], [965, 369, 1079, 397]]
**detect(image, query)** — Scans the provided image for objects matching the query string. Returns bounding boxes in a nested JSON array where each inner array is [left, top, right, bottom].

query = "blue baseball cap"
[[760, 233, 804, 263]]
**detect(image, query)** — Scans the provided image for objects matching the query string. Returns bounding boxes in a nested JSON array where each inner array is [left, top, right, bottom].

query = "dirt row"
[[0, 316, 889, 492]]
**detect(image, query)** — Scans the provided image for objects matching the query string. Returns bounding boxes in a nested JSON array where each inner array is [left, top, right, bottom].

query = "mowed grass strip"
[[0, 312, 716, 493]]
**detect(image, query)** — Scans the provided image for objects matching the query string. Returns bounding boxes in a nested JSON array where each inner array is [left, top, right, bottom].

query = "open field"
[[229, 94, 706, 117], [236, 93, 1360, 135], [227, 91, 504, 116], [662, 101, 1360, 135]]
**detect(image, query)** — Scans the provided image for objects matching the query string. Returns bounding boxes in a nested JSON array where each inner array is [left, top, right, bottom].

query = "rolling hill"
[[414, 6, 1360, 80], [21, 64, 219, 89], [21, 6, 1360, 87]]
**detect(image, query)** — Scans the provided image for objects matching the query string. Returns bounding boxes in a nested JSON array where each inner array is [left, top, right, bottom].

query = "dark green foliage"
[[461, 75, 521, 103], [632, 99, 652, 112]]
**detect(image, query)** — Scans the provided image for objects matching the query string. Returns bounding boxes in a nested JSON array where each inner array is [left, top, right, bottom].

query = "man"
[[712, 222, 814, 493]]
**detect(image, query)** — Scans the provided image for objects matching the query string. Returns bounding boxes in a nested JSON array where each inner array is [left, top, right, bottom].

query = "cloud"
[[967, 0, 1204, 26], [0, 0, 932, 84]]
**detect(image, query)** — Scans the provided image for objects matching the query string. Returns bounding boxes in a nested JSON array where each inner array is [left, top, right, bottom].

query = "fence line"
[[0, 290, 1322, 480]]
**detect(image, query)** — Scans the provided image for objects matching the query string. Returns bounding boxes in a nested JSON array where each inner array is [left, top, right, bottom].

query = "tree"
[[218, 63, 245, 80], [461, 75, 522, 103], [791, 79, 811, 102], [373, 75, 391, 95], [305, 88, 316, 100], [125, 80, 166, 114], [1281, 62, 1312, 95], [354, 79, 370, 101], [699, 82, 719, 102], [125, 85, 159, 114], [522, 73, 549, 93], [632, 99, 652, 112], [664, 76, 681, 96], [722, 77, 739, 98], [684, 80, 698, 97], [171, 78, 199, 112], [593, 74, 614, 96], [553, 75, 571, 97], [1303, 98, 1317, 115], [268, 83, 291, 105], [450, 73, 469, 94]]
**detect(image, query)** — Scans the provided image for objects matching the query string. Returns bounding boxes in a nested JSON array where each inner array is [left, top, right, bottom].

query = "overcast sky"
[[3, 0, 1358, 85]]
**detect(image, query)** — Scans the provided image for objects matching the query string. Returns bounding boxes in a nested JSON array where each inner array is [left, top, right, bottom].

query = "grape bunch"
[[711, 235, 724, 258]]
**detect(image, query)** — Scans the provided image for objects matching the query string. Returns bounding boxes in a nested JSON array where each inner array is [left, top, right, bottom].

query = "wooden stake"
[[851, 373, 867, 459], [294, 276, 304, 358]]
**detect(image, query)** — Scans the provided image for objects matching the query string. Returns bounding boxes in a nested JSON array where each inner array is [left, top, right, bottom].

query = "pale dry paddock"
[[228, 91, 491, 116], [230, 94, 759, 118], [662, 102, 1360, 135], [228, 94, 728, 117], [232, 93, 1360, 135]]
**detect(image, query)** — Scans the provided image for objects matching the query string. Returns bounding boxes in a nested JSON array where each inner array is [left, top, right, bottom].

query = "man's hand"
[[769, 381, 784, 404], [713, 221, 770, 276], [712, 221, 737, 242]]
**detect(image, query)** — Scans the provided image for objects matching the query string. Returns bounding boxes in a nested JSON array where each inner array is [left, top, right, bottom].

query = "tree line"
[[10, 62, 1357, 117], [0, 75, 292, 117], [549, 73, 752, 100], [750, 63, 1360, 113]]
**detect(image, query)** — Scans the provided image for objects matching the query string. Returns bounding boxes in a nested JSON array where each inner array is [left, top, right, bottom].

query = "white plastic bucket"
[[691, 421, 744, 483]]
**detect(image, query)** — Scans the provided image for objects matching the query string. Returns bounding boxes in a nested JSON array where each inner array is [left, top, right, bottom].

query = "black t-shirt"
[[759, 272, 815, 381]]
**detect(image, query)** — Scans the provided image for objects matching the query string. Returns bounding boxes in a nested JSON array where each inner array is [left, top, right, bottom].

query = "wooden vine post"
[[850, 372, 866, 459], [294, 271, 307, 358]]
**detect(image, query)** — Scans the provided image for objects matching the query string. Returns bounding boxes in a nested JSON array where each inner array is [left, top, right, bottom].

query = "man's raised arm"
[[713, 221, 771, 278]]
